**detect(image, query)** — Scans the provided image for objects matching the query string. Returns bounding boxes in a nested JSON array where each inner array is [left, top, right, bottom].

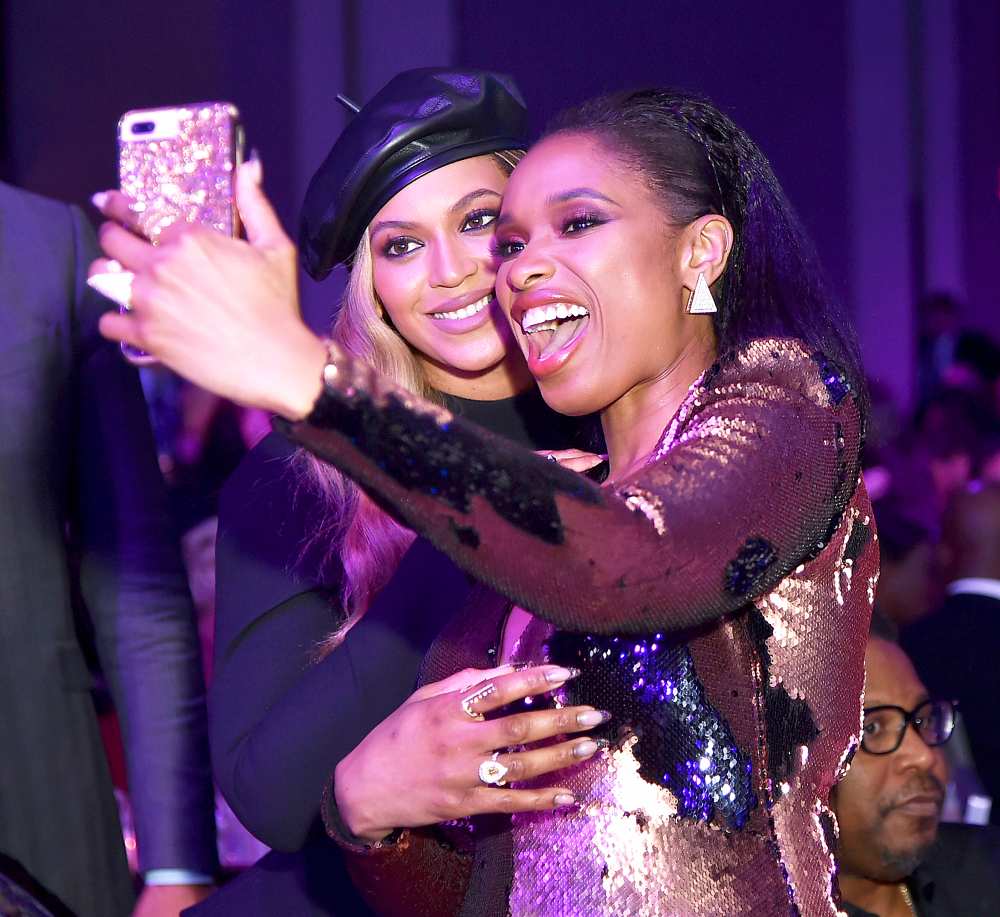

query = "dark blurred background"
[[2, 0, 999, 408]]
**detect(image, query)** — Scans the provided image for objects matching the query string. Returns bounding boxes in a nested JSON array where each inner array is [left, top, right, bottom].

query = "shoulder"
[[0, 181, 74, 224], [0, 182, 81, 283], [703, 337, 858, 412], [926, 822, 1000, 878], [219, 431, 317, 544], [220, 431, 301, 510], [217, 431, 342, 589]]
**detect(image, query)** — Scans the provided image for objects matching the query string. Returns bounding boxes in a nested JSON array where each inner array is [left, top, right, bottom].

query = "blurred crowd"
[[862, 292, 1000, 828]]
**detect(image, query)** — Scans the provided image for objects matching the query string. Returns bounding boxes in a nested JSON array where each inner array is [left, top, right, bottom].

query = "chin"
[[875, 830, 937, 880], [449, 348, 509, 375], [537, 378, 607, 417]]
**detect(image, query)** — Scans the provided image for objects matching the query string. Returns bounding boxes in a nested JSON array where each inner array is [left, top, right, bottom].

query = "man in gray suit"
[[0, 181, 217, 915]]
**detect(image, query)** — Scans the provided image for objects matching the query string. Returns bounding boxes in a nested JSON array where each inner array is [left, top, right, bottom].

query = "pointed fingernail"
[[91, 192, 109, 211], [546, 667, 580, 684], [576, 709, 611, 727], [573, 739, 599, 758], [554, 794, 576, 807]]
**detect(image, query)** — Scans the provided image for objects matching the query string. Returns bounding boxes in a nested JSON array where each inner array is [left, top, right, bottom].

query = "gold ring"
[[460, 682, 496, 722]]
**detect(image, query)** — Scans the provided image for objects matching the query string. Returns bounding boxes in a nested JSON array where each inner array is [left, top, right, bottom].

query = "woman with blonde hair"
[[172, 69, 606, 916]]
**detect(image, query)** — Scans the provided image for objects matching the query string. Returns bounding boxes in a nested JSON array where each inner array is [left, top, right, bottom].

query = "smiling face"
[[369, 155, 523, 395], [832, 639, 948, 882], [494, 132, 715, 417]]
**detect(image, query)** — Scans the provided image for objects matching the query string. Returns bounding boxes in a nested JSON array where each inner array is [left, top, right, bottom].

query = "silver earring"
[[686, 272, 717, 315]]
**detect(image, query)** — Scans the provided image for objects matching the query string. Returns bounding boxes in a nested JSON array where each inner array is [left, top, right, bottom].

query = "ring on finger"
[[546, 453, 559, 463], [460, 682, 496, 722], [86, 263, 135, 310], [478, 751, 509, 787]]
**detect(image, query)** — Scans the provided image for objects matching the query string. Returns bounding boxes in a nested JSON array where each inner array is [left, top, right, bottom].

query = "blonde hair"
[[300, 150, 524, 658]]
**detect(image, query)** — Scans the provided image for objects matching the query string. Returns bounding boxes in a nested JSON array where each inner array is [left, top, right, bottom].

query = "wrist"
[[269, 326, 328, 420], [333, 757, 393, 844]]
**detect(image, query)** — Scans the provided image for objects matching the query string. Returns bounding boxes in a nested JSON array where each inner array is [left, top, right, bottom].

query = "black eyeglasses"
[[860, 699, 959, 755]]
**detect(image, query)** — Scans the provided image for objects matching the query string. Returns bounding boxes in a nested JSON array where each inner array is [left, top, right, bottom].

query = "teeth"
[[432, 293, 492, 321], [521, 303, 589, 333]]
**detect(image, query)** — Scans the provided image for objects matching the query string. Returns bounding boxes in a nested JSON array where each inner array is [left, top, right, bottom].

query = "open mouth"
[[431, 293, 493, 322], [520, 303, 590, 363]]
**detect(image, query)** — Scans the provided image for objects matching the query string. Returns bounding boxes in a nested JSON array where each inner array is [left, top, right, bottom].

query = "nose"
[[428, 237, 477, 289], [893, 721, 939, 774], [503, 241, 556, 292]]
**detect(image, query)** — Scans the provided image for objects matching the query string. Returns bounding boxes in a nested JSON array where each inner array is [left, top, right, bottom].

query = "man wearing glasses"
[[832, 617, 1000, 915]]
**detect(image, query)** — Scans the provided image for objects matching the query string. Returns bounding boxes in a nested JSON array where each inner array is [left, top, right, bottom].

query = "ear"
[[679, 214, 733, 292]]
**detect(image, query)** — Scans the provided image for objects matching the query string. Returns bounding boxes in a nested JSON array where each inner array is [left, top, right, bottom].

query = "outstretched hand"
[[91, 160, 327, 419]]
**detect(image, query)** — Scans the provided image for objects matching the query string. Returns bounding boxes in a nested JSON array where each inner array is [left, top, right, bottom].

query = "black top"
[[840, 823, 1000, 916], [194, 389, 577, 915]]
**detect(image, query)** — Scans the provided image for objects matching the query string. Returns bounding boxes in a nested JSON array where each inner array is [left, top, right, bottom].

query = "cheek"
[[834, 763, 885, 829], [374, 262, 425, 327], [495, 264, 514, 314], [464, 232, 501, 274]]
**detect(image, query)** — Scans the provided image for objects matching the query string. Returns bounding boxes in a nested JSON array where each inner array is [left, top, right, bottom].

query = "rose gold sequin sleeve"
[[283, 337, 862, 636]]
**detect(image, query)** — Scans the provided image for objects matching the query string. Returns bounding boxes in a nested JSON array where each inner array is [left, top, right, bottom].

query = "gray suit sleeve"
[[68, 205, 218, 875]]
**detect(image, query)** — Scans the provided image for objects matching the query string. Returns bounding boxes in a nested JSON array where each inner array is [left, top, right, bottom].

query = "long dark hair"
[[547, 88, 868, 422]]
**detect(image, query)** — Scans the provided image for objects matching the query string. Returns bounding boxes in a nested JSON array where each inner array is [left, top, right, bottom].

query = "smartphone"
[[115, 101, 245, 363]]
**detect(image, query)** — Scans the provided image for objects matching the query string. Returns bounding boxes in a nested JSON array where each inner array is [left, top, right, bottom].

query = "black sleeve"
[[212, 433, 473, 851], [70, 205, 218, 874]]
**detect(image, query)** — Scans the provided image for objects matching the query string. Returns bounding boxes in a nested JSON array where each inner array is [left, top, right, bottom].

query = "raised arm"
[[281, 339, 862, 635]]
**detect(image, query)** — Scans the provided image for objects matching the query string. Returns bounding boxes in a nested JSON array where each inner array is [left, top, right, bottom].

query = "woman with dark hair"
[[95, 87, 877, 914]]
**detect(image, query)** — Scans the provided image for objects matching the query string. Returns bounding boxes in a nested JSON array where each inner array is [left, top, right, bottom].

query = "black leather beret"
[[299, 68, 527, 280]]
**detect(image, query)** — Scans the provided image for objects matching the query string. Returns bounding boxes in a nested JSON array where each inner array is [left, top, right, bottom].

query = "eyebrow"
[[545, 187, 620, 207], [864, 694, 931, 710], [371, 188, 502, 238], [449, 187, 502, 214], [496, 186, 621, 230]]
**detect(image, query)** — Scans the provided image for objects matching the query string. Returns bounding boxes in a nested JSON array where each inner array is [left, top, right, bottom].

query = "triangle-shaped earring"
[[686, 272, 718, 315]]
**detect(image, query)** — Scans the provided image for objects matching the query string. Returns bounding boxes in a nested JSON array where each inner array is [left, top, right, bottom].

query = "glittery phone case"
[[115, 102, 243, 362], [118, 101, 244, 241]]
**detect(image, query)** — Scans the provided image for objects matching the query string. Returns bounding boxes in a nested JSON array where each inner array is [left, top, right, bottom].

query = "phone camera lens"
[[132, 121, 156, 135]]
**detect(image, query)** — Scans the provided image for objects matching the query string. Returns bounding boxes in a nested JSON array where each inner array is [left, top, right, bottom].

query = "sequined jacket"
[[281, 337, 878, 917]]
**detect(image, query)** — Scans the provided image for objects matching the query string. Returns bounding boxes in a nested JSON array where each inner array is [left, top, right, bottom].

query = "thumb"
[[236, 157, 290, 250]]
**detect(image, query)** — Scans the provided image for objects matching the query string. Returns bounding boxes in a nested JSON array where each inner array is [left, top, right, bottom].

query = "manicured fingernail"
[[91, 192, 109, 211], [545, 667, 580, 684], [554, 793, 576, 807], [576, 709, 611, 727], [244, 150, 262, 186], [573, 739, 599, 758]]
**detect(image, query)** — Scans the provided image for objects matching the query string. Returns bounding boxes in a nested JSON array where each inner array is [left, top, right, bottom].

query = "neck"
[[839, 873, 913, 917], [601, 334, 716, 482], [419, 351, 535, 401]]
